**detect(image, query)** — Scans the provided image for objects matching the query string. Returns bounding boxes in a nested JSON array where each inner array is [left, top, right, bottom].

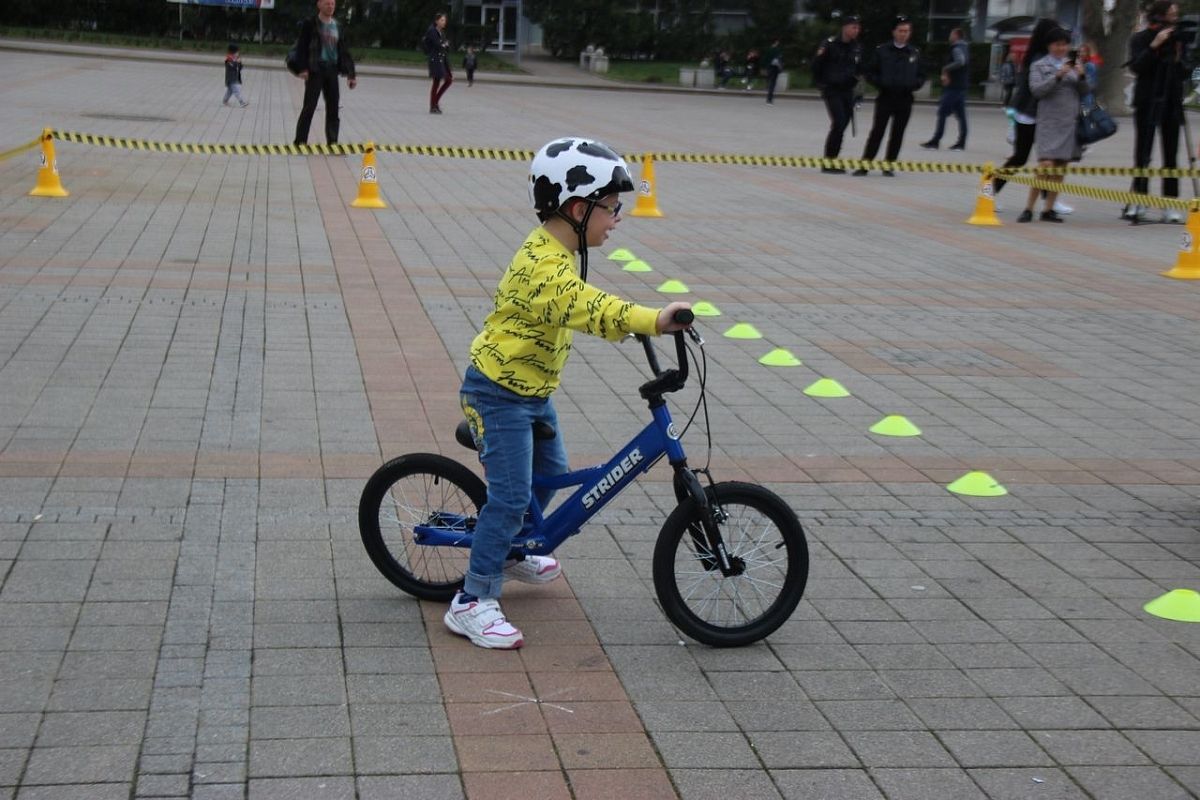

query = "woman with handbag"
[[992, 19, 1074, 216], [1017, 28, 1088, 223]]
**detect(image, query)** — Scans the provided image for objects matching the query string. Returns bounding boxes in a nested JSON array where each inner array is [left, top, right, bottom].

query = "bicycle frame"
[[412, 401, 687, 556]]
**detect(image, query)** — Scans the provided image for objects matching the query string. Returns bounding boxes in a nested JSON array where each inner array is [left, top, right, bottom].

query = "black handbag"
[[1077, 103, 1117, 144], [285, 45, 302, 75]]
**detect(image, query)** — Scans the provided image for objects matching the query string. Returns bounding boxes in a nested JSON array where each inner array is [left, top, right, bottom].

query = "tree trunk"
[[1083, 0, 1140, 114]]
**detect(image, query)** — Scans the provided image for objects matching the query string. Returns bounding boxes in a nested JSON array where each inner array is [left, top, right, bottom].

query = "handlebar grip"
[[672, 308, 695, 326]]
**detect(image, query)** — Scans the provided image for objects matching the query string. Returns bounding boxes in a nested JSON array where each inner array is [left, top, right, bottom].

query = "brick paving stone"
[[771, 769, 884, 800], [869, 768, 989, 800]]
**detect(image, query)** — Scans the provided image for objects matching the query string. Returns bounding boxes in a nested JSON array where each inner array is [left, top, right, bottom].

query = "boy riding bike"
[[448, 137, 692, 649]]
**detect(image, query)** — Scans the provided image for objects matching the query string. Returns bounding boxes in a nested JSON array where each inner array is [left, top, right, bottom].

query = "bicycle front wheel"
[[653, 481, 808, 647], [358, 453, 486, 602]]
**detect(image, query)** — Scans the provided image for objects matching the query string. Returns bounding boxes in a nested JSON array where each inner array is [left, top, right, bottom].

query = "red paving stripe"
[[306, 154, 679, 794]]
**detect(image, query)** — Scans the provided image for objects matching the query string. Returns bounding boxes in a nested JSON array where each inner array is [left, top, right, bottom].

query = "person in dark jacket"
[[812, 14, 863, 173], [292, 0, 356, 146], [853, 15, 925, 176], [999, 52, 1017, 106], [223, 43, 249, 108], [1126, 0, 1188, 221], [764, 39, 784, 103], [920, 28, 970, 150], [991, 18, 1059, 204], [424, 12, 453, 114]]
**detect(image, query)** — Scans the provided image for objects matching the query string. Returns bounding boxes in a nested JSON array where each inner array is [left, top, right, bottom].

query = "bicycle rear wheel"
[[358, 453, 486, 602], [653, 481, 808, 647]]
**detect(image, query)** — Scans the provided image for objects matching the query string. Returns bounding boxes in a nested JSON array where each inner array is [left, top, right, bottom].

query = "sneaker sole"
[[504, 563, 562, 584], [443, 609, 524, 649]]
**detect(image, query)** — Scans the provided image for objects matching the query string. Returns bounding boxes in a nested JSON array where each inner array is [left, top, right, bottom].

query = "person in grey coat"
[[1017, 28, 1087, 223]]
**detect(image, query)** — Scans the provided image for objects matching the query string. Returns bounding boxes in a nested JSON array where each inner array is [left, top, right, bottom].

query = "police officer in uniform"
[[812, 13, 863, 173], [853, 15, 926, 176]]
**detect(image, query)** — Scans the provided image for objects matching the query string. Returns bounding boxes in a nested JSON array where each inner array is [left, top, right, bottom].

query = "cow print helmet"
[[529, 137, 634, 223]]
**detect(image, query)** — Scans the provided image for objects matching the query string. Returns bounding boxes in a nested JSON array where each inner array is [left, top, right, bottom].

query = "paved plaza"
[[2, 44, 1200, 799]]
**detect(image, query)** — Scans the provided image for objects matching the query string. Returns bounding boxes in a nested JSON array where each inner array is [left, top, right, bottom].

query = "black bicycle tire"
[[358, 453, 487, 602], [653, 481, 808, 647]]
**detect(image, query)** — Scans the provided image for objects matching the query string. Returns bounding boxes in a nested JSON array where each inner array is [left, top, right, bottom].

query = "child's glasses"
[[594, 200, 622, 216]]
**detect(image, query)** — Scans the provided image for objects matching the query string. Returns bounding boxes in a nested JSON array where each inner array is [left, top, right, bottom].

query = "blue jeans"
[[459, 365, 569, 599], [930, 87, 967, 146]]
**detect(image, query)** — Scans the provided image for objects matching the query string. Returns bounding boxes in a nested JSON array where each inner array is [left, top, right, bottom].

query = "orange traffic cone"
[[966, 165, 999, 226], [29, 128, 68, 198], [351, 142, 386, 209], [1163, 201, 1200, 279], [630, 153, 663, 218]]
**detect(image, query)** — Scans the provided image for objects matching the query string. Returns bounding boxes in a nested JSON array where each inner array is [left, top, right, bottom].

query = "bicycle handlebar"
[[634, 309, 697, 399]]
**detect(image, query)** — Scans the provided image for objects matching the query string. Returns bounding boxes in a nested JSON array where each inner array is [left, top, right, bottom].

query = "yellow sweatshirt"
[[470, 227, 659, 397]]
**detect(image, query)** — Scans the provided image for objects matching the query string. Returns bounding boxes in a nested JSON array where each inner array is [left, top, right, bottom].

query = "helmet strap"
[[555, 200, 596, 283]]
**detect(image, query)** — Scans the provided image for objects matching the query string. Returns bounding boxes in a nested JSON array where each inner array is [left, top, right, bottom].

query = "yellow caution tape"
[[375, 143, 535, 160], [0, 138, 41, 163], [997, 172, 1194, 210], [40, 128, 1200, 180], [50, 130, 364, 156]]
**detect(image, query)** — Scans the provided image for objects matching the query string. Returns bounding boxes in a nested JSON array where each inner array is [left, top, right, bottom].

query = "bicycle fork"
[[673, 466, 742, 577]]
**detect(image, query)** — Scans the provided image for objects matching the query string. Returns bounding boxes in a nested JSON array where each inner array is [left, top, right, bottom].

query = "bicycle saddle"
[[454, 419, 556, 452]]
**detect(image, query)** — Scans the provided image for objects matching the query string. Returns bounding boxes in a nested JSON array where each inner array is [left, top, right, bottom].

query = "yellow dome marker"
[[803, 378, 850, 398], [623, 259, 653, 272], [722, 323, 762, 339], [691, 301, 721, 317], [869, 415, 922, 437], [1144, 589, 1200, 622], [946, 471, 1007, 497], [607, 248, 636, 261], [656, 279, 689, 293], [758, 348, 801, 367]]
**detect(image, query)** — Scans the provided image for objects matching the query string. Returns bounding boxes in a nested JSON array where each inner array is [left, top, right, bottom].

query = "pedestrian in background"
[[853, 15, 924, 176], [1017, 27, 1087, 224], [464, 46, 478, 87], [991, 18, 1073, 217], [1127, 0, 1187, 222], [765, 38, 783, 104], [920, 28, 970, 150], [1078, 41, 1099, 107], [812, 13, 863, 173], [292, 0, 357, 146], [715, 51, 734, 88], [999, 51, 1017, 106], [743, 48, 761, 90], [222, 43, 249, 108], [424, 12, 453, 114]]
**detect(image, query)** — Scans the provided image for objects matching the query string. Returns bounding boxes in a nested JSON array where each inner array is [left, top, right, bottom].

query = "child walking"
[[223, 43, 249, 107], [448, 137, 692, 649], [463, 46, 478, 87]]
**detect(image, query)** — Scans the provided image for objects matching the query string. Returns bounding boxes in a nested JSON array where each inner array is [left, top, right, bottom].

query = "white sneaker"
[[1165, 208, 1184, 223], [444, 593, 524, 649], [1052, 200, 1073, 214], [1122, 204, 1147, 221], [504, 555, 561, 584]]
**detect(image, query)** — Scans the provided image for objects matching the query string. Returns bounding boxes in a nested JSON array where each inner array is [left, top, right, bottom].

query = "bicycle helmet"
[[528, 136, 633, 281]]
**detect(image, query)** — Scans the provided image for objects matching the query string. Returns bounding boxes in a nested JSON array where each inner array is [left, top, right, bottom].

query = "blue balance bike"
[[359, 314, 809, 646]]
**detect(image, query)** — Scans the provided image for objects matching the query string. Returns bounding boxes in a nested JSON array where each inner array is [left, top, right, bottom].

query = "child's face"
[[580, 195, 622, 248]]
